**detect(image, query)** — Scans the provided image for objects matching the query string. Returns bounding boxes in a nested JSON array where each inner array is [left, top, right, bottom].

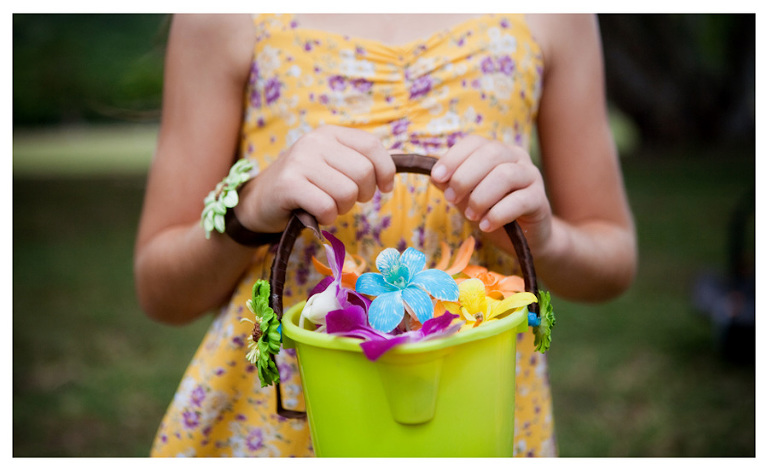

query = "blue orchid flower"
[[355, 247, 460, 333]]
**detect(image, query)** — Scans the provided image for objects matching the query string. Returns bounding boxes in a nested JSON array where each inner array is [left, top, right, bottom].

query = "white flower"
[[344, 92, 374, 117], [339, 49, 375, 78], [488, 27, 518, 55], [299, 283, 341, 329], [256, 45, 281, 77], [426, 111, 462, 134], [481, 74, 514, 100]]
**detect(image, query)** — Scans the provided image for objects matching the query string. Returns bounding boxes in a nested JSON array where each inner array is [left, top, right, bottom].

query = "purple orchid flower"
[[326, 309, 461, 361], [299, 231, 370, 330]]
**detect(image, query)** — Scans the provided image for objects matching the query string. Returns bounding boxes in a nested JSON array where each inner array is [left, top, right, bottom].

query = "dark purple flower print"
[[248, 62, 259, 86], [498, 55, 515, 75], [480, 56, 496, 74], [279, 361, 292, 382], [446, 131, 466, 148], [246, 428, 264, 452], [190, 385, 206, 408], [250, 89, 262, 109], [408, 75, 433, 99], [351, 78, 373, 93], [391, 118, 409, 136], [183, 410, 199, 430], [355, 215, 371, 240], [328, 75, 347, 91], [304, 41, 313, 52], [500, 18, 510, 29], [264, 77, 281, 105], [416, 225, 426, 248]]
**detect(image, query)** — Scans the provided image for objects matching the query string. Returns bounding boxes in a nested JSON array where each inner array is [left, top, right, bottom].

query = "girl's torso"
[[150, 14, 557, 457]]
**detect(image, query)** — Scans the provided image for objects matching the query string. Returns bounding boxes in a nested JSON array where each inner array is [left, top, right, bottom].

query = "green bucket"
[[263, 155, 543, 457], [282, 301, 529, 457]]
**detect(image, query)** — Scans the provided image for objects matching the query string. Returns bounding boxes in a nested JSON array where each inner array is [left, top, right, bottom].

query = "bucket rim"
[[282, 301, 528, 355]]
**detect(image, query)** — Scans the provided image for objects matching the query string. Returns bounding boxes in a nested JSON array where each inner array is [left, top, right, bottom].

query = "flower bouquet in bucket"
[[240, 154, 555, 457]]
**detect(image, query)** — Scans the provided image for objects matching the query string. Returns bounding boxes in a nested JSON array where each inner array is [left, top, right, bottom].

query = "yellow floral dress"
[[151, 13, 556, 457]]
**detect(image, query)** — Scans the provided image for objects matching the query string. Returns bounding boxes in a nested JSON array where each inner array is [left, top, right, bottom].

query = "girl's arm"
[[533, 14, 637, 301], [134, 15, 396, 325], [432, 14, 637, 302], [133, 14, 259, 325]]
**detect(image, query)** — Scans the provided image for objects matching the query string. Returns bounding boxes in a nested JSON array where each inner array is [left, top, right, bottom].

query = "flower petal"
[[401, 286, 435, 324], [411, 269, 460, 301], [458, 278, 487, 314], [309, 276, 334, 297], [321, 231, 346, 279], [375, 248, 402, 277], [360, 336, 410, 361], [420, 312, 460, 337], [367, 291, 404, 333], [443, 236, 475, 275], [326, 305, 388, 341], [356, 272, 398, 296], [492, 291, 538, 316], [399, 247, 426, 277]]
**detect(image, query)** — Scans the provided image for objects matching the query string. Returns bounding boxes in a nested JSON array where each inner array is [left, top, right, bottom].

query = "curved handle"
[[268, 153, 540, 418]]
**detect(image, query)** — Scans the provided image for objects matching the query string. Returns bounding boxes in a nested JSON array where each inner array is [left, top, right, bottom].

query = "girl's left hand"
[[430, 135, 553, 254]]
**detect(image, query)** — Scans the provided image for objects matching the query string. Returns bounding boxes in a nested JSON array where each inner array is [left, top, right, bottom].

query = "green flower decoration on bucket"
[[530, 290, 556, 353], [242, 280, 282, 387], [201, 158, 254, 239], [355, 247, 460, 333]]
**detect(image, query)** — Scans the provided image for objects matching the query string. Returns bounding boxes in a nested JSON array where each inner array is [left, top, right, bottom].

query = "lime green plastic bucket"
[[282, 301, 529, 457]]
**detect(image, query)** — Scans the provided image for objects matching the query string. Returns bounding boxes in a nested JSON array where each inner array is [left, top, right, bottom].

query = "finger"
[[285, 178, 339, 226], [464, 162, 533, 221], [430, 135, 487, 184], [478, 188, 546, 234], [322, 146, 378, 203], [329, 126, 396, 193], [442, 154, 498, 207], [305, 164, 361, 217]]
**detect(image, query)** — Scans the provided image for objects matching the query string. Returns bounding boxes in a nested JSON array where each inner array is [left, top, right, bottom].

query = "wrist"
[[201, 159, 281, 247]]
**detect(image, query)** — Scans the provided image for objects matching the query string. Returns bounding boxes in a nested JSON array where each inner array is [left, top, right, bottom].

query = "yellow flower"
[[443, 279, 537, 330]]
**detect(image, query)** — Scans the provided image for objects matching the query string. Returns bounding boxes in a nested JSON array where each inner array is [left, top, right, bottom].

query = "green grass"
[[13, 124, 158, 177], [12, 126, 755, 456], [548, 149, 755, 457]]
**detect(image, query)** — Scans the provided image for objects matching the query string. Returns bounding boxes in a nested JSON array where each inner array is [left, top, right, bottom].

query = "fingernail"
[[444, 187, 455, 203], [432, 164, 447, 181], [479, 219, 491, 232], [465, 208, 477, 220]]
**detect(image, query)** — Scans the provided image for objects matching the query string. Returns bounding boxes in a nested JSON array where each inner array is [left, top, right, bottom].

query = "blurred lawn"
[[12, 125, 755, 456]]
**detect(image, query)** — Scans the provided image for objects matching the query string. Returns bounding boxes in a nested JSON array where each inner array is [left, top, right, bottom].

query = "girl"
[[134, 13, 636, 456]]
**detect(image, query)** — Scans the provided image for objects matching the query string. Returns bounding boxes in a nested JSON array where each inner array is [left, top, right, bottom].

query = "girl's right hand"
[[234, 125, 397, 233]]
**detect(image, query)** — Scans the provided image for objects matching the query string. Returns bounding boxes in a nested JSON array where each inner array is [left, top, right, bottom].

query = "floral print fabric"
[[151, 13, 556, 457]]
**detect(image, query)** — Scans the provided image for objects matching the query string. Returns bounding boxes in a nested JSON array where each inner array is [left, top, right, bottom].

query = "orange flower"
[[311, 253, 367, 290], [456, 265, 525, 300], [433, 236, 476, 275], [433, 235, 525, 299]]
